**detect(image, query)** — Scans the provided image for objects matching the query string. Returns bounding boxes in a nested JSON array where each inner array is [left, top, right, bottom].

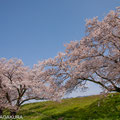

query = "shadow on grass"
[[41, 107, 87, 120]]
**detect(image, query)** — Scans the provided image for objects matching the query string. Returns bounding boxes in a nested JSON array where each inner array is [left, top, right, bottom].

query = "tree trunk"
[[0, 109, 3, 115], [10, 111, 16, 118], [115, 87, 120, 92]]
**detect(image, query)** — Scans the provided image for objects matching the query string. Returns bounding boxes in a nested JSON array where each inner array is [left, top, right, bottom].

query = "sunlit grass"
[[3, 93, 120, 120]]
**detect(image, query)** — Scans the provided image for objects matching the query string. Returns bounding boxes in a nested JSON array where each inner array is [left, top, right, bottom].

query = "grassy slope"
[[16, 93, 120, 120]]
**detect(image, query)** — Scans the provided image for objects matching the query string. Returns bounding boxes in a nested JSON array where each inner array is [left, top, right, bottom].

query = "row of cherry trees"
[[0, 7, 119, 116]]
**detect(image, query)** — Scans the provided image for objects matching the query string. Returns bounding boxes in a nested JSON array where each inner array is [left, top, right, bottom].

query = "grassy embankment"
[[16, 93, 120, 120], [2, 93, 120, 120]]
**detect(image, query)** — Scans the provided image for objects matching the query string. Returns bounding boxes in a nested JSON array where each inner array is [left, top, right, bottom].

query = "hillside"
[[3, 93, 120, 120], [12, 93, 119, 120]]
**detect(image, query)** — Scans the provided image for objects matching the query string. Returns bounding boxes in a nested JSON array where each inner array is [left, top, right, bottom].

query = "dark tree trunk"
[[115, 87, 120, 92], [10, 111, 16, 118], [0, 109, 3, 115]]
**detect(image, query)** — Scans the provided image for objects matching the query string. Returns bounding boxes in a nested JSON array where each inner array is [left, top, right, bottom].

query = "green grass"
[[3, 93, 120, 120], [18, 95, 99, 120]]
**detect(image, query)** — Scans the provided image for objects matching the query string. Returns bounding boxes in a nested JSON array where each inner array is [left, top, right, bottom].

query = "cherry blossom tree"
[[0, 58, 32, 116], [0, 58, 63, 116], [41, 7, 120, 94], [64, 7, 120, 93]]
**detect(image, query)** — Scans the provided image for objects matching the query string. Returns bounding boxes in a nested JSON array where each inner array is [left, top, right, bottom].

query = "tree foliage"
[[41, 7, 120, 94], [0, 58, 64, 114]]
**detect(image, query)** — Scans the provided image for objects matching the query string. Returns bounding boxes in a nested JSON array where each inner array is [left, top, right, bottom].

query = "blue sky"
[[0, 0, 119, 97]]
